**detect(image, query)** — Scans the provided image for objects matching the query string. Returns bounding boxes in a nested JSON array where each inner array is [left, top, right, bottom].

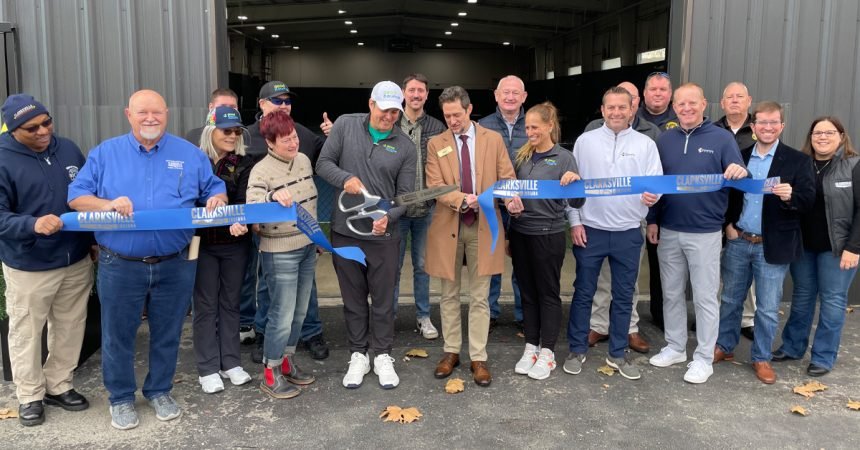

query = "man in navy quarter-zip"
[[0, 94, 95, 427], [563, 87, 663, 381], [646, 83, 747, 384]]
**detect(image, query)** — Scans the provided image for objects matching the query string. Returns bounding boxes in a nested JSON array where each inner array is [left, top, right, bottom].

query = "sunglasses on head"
[[268, 97, 292, 106], [19, 117, 53, 133], [220, 128, 243, 136], [647, 71, 670, 80]]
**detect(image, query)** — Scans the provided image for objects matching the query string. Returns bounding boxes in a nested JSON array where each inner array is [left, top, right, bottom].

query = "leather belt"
[[740, 231, 763, 244], [99, 245, 182, 264]]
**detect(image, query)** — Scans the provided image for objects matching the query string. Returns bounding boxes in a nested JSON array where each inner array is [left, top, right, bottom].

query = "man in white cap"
[[316, 81, 417, 390]]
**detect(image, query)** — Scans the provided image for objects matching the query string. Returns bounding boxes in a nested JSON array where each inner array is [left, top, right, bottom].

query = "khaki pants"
[[439, 222, 491, 361], [4, 257, 93, 404]]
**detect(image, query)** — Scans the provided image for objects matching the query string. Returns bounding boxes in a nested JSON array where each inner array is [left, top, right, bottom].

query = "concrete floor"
[[2, 252, 859, 449]]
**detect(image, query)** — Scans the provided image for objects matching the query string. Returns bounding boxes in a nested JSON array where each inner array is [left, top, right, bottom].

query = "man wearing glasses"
[[0, 94, 95, 426], [714, 101, 815, 383], [243, 81, 333, 363], [639, 72, 679, 130]]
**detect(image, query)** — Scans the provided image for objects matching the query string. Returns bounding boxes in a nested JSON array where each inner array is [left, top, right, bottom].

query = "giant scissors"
[[339, 185, 457, 236]]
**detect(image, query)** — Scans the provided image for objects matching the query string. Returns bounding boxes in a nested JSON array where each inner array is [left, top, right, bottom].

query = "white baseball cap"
[[370, 81, 404, 112]]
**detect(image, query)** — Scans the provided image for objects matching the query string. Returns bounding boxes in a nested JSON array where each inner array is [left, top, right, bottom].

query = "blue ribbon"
[[60, 202, 367, 265], [478, 175, 780, 253]]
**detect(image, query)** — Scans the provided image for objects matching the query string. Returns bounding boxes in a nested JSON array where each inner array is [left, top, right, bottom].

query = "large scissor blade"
[[389, 185, 458, 207]]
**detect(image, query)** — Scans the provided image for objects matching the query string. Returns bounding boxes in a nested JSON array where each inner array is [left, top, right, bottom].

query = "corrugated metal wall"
[[678, 0, 860, 147], [0, 0, 227, 151]]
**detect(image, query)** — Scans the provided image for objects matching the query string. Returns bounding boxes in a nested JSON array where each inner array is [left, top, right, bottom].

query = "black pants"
[[192, 241, 250, 376], [646, 240, 664, 328], [509, 229, 566, 352], [331, 232, 399, 355]]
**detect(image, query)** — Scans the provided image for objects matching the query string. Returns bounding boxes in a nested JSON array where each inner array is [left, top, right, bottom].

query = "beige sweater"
[[246, 150, 318, 253]]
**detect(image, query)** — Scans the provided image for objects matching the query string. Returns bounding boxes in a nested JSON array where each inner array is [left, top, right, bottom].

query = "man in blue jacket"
[[646, 83, 748, 384], [0, 94, 95, 426]]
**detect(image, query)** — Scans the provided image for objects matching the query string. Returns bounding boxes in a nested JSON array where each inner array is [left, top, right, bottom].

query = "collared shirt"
[[503, 114, 519, 140], [68, 132, 226, 257], [737, 139, 778, 235], [454, 122, 477, 193]]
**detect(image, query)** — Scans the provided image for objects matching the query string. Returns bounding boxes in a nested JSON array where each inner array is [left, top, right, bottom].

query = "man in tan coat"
[[425, 86, 522, 386]]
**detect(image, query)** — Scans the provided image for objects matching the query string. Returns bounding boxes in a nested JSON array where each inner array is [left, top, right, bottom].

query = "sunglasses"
[[268, 97, 292, 106], [19, 117, 53, 133], [647, 71, 671, 80], [220, 128, 244, 136]]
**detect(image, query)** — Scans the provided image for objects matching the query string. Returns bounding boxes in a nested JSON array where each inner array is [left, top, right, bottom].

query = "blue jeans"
[[777, 250, 858, 370], [260, 244, 317, 365], [489, 209, 522, 321], [395, 213, 432, 319], [567, 227, 643, 358], [301, 282, 322, 339], [98, 250, 196, 405], [716, 239, 788, 361]]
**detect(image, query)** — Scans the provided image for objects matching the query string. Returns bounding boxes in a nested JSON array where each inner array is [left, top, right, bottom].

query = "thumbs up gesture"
[[320, 112, 333, 136]]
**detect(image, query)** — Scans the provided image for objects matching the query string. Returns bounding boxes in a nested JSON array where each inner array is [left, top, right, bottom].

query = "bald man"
[[69, 89, 227, 430], [581, 81, 662, 353]]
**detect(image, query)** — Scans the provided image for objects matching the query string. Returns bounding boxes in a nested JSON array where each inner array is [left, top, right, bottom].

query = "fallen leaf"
[[847, 307, 855, 314], [778, 310, 785, 315], [0, 408, 19, 419], [405, 348, 428, 358], [793, 381, 828, 399], [790, 405, 808, 416], [847, 400, 860, 410], [597, 365, 616, 376], [445, 378, 465, 394], [602, 384, 610, 389], [380, 405, 422, 423], [515, 332, 525, 338]]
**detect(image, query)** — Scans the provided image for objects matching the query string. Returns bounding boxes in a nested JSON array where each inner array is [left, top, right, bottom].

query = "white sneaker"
[[649, 346, 688, 367], [373, 353, 400, 389], [514, 343, 540, 375], [198, 373, 224, 394], [342, 352, 371, 389], [219, 366, 252, 386], [527, 348, 556, 380], [417, 317, 439, 339], [683, 360, 714, 384]]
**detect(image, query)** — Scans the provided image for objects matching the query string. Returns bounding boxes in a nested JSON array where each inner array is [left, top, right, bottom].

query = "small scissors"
[[339, 185, 458, 236]]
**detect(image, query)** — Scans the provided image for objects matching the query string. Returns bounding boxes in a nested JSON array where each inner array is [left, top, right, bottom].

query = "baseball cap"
[[370, 81, 404, 112], [2, 94, 50, 132], [206, 106, 244, 128], [259, 81, 295, 100]]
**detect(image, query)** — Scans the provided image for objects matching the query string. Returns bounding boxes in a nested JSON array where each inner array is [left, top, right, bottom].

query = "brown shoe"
[[588, 330, 608, 347], [434, 353, 460, 379], [713, 346, 734, 363], [752, 361, 776, 384], [470, 361, 492, 387], [628, 332, 650, 353]]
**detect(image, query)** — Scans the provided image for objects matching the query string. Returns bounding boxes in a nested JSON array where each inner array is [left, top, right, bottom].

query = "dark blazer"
[[725, 141, 816, 264]]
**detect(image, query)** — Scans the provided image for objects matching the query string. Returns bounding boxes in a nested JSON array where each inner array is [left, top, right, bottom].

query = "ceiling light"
[[502, 41, 510, 46], [458, 12, 467, 16], [271, 34, 279, 38], [293, 46, 300, 50], [256, 25, 265, 30], [237, 15, 248, 21], [451, 22, 459, 27], [338, 10, 346, 14], [357, 42, 364, 46], [350, 29, 358, 34], [444, 31, 452, 35], [436, 43, 443, 47], [344, 20, 353, 25], [468, 0, 478, 3]]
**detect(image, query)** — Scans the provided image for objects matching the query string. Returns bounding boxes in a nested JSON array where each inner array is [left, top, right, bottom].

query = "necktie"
[[459, 134, 476, 226]]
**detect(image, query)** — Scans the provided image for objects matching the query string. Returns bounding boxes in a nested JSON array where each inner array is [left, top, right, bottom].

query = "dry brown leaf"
[[602, 384, 610, 389], [380, 405, 422, 423], [778, 310, 785, 315], [597, 365, 616, 376], [405, 348, 428, 358], [790, 405, 808, 416], [847, 400, 860, 410], [793, 381, 828, 398], [515, 332, 525, 338], [847, 307, 855, 314], [445, 378, 465, 394], [380, 405, 403, 422], [399, 407, 423, 423], [0, 408, 19, 419]]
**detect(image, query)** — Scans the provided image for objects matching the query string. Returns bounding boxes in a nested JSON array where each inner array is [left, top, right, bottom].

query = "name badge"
[[835, 181, 852, 188], [437, 146, 453, 157]]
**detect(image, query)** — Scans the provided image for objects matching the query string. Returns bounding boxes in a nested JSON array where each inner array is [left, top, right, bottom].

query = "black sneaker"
[[303, 334, 329, 360], [260, 367, 301, 399], [252, 334, 265, 364], [239, 326, 256, 345], [282, 355, 315, 385]]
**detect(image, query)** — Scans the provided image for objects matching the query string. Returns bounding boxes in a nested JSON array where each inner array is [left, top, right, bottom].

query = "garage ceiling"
[[226, 0, 624, 50]]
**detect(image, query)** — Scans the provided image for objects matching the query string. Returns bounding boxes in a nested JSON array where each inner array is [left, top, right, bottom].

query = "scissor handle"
[[346, 209, 388, 236], [338, 187, 381, 213]]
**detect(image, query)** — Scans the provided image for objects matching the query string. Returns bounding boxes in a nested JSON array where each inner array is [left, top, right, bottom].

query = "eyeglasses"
[[754, 120, 782, 127], [19, 117, 53, 133], [499, 90, 523, 97], [220, 128, 244, 136], [647, 71, 670, 81], [811, 130, 840, 137], [268, 97, 292, 106]]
